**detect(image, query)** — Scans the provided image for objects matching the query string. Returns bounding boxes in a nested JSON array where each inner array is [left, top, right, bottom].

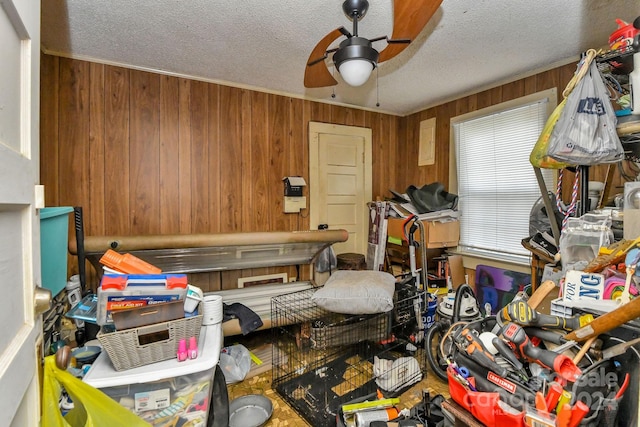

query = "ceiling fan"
[[304, 0, 443, 88]]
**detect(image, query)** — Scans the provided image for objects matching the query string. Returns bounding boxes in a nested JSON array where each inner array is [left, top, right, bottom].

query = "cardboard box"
[[387, 217, 460, 248], [448, 254, 466, 290]]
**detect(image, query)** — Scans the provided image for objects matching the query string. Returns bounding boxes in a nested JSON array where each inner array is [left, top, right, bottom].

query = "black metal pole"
[[73, 206, 86, 293], [579, 165, 589, 216]]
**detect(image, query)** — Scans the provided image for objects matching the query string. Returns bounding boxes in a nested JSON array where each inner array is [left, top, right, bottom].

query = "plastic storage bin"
[[96, 273, 188, 325], [40, 207, 74, 296], [84, 323, 223, 426]]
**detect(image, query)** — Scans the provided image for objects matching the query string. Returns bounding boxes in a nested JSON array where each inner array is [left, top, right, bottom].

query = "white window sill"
[[447, 247, 531, 275]]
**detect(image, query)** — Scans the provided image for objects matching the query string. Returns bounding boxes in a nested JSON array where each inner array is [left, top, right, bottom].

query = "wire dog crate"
[[271, 284, 427, 427]]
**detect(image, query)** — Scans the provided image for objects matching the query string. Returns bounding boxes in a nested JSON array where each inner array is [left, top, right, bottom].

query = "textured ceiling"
[[41, 0, 639, 116]]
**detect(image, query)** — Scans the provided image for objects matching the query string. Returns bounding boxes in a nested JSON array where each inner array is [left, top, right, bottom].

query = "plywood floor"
[[226, 331, 450, 427]]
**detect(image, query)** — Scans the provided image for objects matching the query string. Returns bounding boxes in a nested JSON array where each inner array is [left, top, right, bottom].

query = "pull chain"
[[332, 65, 336, 98], [376, 67, 380, 107]]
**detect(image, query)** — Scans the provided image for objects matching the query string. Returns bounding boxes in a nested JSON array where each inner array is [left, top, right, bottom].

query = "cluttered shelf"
[[369, 191, 461, 295], [440, 24, 640, 427]]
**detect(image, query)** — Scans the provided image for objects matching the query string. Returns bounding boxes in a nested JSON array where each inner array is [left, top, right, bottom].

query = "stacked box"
[[96, 273, 188, 325]]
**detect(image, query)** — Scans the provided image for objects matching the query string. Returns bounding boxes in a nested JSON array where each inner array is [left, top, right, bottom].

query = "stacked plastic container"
[[83, 249, 224, 426]]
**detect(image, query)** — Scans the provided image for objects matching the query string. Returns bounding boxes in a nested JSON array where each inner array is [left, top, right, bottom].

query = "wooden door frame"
[[308, 121, 372, 252], [1, 0, 43, 425]]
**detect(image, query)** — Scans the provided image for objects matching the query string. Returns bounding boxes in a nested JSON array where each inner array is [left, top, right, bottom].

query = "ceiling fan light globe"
[[333, 36, 378, 87], [338, 59, 374, 86]]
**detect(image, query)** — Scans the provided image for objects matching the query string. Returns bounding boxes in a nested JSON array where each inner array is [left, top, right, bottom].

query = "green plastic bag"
[[42, 355, 148, 427], [529, 97, 571, 169]]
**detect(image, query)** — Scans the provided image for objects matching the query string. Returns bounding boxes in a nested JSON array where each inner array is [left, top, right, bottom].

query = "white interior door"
[[309, 122, 372, 256], [0, 0, 45, 426]]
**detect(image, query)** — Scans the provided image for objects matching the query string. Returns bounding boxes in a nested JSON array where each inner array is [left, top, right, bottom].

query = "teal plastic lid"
[[40, 206, 74, 219]]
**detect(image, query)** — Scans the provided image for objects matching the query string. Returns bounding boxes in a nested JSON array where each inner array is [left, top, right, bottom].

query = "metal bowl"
[[71, 345, 102, 365], [228, 394, 273, 427]]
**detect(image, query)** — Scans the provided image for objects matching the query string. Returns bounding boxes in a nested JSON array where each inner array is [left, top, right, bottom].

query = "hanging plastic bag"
[[314, 244, 337, 273], [547, 55, 624, 165], [530, 50, 597, 169], [42, 355, 147, 427]]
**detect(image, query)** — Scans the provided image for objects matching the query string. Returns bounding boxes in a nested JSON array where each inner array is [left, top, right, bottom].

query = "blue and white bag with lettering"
[[546, 60, 623, 165]]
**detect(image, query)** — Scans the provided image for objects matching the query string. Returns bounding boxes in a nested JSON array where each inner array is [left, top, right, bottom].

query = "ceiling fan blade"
[[304, 27, 345, 88], [377, 0, 443, 63]]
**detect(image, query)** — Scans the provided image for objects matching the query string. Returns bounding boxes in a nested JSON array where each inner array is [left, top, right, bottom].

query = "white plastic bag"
[[559, 213, 613, 273], [547, 61, 624, 165], [314, 245, 337, 273], [219, 344, 252, 384]]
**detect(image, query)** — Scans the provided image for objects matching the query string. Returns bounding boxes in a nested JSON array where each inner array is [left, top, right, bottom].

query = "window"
[[451, 89, 556, 264]]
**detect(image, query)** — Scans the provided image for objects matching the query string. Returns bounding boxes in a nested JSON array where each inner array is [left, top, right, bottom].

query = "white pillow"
[[311, 270, 395, 314]]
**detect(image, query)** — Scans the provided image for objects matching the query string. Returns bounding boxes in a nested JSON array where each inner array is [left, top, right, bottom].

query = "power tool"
[[499, 299, 593, 331], [501, 322, 582, 382]]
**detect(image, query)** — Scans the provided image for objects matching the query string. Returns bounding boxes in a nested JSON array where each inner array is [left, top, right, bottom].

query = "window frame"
[[448, 88, 558, 266]]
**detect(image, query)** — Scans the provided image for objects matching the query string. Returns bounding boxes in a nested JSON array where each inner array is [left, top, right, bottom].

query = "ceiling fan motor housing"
[[333, 36, 379, 71], [304, 0, 440, 89], [342, 0, 369, 20]]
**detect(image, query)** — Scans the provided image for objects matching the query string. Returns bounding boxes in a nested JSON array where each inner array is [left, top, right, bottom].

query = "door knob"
[[34, 286, 52, 316]]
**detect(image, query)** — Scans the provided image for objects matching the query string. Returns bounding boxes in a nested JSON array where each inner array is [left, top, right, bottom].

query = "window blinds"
[[454, 98, 553, 263]]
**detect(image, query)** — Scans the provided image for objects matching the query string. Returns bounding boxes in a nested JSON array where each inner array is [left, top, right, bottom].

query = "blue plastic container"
[[422, 293, 438, 329], [40, 207, 74, 296]]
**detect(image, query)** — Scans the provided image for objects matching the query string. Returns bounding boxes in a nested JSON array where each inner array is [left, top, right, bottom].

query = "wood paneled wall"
[[39, 54, 403, 290], [40, 54, 624, 290]]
